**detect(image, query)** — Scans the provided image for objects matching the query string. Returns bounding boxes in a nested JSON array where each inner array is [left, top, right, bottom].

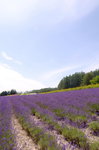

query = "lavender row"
[[15, 88, 99, 128], [11, 97, 61, 150], [0, 96, 15, 150], [12, 95, 90, 149]]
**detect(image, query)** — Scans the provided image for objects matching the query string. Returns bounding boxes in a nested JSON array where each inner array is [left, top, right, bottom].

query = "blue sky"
[[0, 0, 99, 92]]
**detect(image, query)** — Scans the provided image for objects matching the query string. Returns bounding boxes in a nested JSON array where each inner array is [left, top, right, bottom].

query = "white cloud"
[[0, 0, 99, 26], [1, 51, 22, 65], [1, 51, 13, 60], [0, 63, 45, 92]]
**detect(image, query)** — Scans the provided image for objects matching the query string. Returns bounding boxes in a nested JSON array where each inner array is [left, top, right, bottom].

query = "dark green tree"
[[69, 72, 85, 88], [90, 76, 99, 84], [58, 77, 67, 89], [58, 72, 85, 89], [0, 91, 8, 96], [81, 72, 94, 85], [92, 69, 99, 77], [10, 89, 17, 95]]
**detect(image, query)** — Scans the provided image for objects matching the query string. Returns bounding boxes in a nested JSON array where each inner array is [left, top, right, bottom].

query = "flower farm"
[[0, 88, 99, 150]]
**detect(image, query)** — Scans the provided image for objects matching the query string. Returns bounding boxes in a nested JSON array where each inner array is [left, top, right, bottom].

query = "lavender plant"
[[0, 97, 15, 149]]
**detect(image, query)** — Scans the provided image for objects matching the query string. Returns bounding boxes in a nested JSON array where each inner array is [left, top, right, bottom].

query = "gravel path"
[[11, 114, 39, 150], [30, 115, 79, 150], [82, 128, 99, 143], [78, 115, 99, 143]]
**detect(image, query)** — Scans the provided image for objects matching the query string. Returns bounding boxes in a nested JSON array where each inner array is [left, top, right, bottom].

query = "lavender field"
[[0, 88, 99, 150]]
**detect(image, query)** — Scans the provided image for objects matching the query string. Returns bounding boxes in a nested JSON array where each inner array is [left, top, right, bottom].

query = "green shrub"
[[90, 76, 99, 84], [42, 115, 53, 124], [32, 108, 43, 119], [74, 115, 87, 122], [90, 103, 99, 113], [65, 113, 87, 127], [31, 108, 55, 129], [29, 127, 43, 143], [89, 142, 99, 150], [54, 123, 63, 134], [18, 116, 59, 149], [38, 134, 60, 150], [53, 109, 65, 118], [36, 102, 48, 109], [31, 108, 37, 115], [89, 121, 99, 135], [74, 115, 87, 127], [62, 127, 88, 149]]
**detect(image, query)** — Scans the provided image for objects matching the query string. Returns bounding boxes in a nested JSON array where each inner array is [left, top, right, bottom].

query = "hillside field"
[[0, 88, 99, 150]]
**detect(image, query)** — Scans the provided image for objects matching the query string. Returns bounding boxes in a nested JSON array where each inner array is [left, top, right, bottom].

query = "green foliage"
[[38, 134, 60, 150], [10, 89, 17, 95], [54, 123, 63, 134], [31, 107, 89, 149], [92, 69, 99, 77], [0, 89, 17, 96], [89, 103, 99, 114], [64, 113, 87, 127], [41, 84, 99, 94], [53, 108, 65, 118], [31, 108, 63, 134], [0, 130, 15, 149], [31, 108, 37, 115], [29, 127, 43, 143], [58, 69, 99, 90], [53, 109, 87, 127], [52, 108, 87, 126], [32, 108, 54, 127], [18, 116, 59, 149], [89, 142, 99, 150], [0, 91, 8, 96], [19, 69, 99, 95], [90, 76, 99, 84], [36, 102, 48, 109], [74, 115, 87, 122], [58, 72, 85, 89], [35, 112, 41, 119], [81, 72, 93, 85], [31, 87, 58, 93], [41, 114, 49, 122], [62, 127, 88, 149], [88, 121, 99, 135]]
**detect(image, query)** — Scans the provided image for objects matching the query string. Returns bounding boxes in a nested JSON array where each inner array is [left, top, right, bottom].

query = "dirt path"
[[58, 120, 99, 144], [11, 114, 39, 150], [81, 128, 99, 143], [30, 115, 79, 150]]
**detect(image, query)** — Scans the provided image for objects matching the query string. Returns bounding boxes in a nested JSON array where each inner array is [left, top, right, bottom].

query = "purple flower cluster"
[[0, 96, 15, 149], [13, 88, 99, 128]]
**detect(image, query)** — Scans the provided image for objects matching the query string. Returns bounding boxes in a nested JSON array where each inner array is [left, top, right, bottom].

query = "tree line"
[[28, 87, 58, 94], [58, 69, 99, 89], [0, 89, 17, 96], [0, 69, 99, 96]]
